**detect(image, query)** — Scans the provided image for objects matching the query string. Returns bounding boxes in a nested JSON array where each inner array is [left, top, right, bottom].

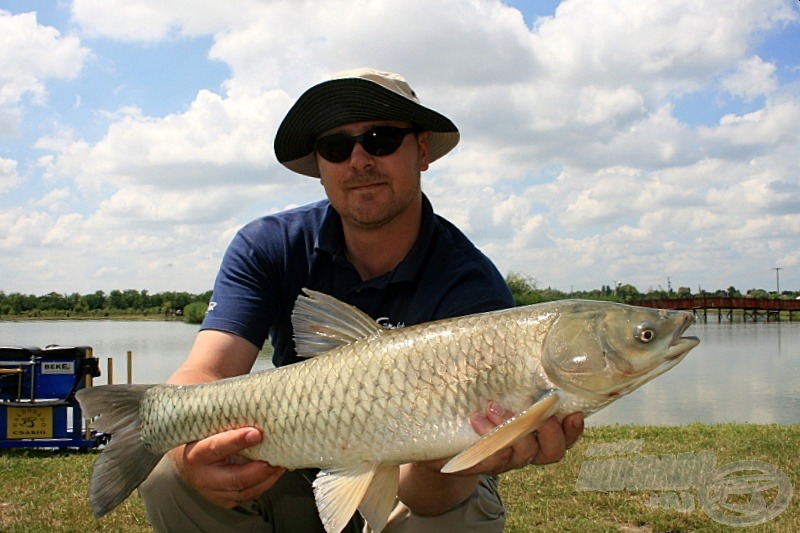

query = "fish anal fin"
[[293, 289, 384, 358], [358, 465, 399, 533], [441, 390, 562, 474], [313, 461, 379, 533]]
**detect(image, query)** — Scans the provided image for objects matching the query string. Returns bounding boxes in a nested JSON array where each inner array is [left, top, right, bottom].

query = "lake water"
[[0, 320, 273, 385], [1, 318, 798, 426]]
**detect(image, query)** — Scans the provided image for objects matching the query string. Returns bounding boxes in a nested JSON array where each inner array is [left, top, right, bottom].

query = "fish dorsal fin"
[[292, 289, 383, 358], [313, 461, 380, 533], [358, 465, 399, 532], [440, 390, 562, 474]]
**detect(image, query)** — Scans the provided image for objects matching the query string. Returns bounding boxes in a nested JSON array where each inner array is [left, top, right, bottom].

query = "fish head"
[[541, 301, 699, 400]]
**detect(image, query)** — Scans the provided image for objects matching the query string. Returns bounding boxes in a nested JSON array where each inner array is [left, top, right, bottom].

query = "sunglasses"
[[313, 126, 417, 163]]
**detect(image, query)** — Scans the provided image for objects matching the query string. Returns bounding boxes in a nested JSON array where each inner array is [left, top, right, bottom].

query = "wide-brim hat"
[[274, 68, 460, 177]]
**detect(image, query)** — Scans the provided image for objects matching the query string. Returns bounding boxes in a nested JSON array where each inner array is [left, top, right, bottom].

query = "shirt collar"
[[390, 194, 435, 283], [315, 194, 436, 285], [316, 202, 345, 259]]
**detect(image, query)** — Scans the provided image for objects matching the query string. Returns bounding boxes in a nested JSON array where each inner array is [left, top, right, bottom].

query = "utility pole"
[[772, 267, 782, 295]]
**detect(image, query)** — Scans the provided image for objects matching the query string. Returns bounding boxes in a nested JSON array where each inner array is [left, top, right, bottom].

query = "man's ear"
[[316, 153, 327, 185], [417, 131, 430, 171]]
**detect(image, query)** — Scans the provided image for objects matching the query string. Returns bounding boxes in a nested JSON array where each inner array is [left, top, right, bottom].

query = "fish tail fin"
[[76, 384, 164, 518]]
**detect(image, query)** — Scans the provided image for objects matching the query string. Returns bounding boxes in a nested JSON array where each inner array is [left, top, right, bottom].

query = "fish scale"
[[77, 290, 698, 533]]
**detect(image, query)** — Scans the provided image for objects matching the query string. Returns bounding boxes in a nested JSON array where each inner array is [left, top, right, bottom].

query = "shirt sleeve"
[[200, 226, 281, 349]]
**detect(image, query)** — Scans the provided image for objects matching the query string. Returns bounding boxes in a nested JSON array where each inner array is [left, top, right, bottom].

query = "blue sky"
[[1, 0, 799, 295]]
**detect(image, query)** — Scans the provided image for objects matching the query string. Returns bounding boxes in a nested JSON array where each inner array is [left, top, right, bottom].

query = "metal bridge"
[[634, 297, 800, 322]]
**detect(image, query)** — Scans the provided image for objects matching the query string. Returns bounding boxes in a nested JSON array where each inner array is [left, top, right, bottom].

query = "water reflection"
[[1, 319, 798, 425]]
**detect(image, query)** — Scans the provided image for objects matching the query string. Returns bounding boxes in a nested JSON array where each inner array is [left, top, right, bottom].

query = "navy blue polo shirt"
[[201, 194, 514, 367]]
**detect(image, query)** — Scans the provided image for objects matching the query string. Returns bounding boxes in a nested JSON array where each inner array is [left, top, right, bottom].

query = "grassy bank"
[[1, 424, 797, 532]]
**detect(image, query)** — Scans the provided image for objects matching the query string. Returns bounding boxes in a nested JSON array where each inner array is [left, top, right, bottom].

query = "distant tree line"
[[1, 277, 796, 321], [504, 273, 798, 307], [0, 289, 212, 319]]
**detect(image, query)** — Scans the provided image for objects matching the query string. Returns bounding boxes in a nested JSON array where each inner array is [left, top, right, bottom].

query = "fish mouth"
[[666, 314, 700, 360]]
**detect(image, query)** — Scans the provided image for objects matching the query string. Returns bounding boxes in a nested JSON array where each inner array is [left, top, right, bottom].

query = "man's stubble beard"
[[338, 171, 421, 231]]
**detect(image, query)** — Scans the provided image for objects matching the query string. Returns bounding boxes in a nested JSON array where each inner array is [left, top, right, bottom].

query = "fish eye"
[[635, 323, 656, 343]]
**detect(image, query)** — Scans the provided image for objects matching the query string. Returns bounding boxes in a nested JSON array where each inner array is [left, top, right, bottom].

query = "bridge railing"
[[635, 297, 800, 311]]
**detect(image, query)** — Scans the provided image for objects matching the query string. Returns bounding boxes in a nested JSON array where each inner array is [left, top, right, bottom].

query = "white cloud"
[[0, 10, 90, 132], [559, 166, 645, 229], [49, 89, 287, 192], [32, 187, 72, 211], [718, 98, 799, 143], [0, 208, 53, 250], [0, 157, 22, 193], [41, 213, 88, 247], [531, 0, 796, 92], [70, 0, 236, 41], [721, 56, 778, 100]]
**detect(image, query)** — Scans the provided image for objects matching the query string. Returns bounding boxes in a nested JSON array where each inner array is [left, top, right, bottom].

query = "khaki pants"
[[139, 456, 505, 532]]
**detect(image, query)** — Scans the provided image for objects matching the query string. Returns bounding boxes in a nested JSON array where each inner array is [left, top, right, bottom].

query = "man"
[[139, 68, 583, 532]]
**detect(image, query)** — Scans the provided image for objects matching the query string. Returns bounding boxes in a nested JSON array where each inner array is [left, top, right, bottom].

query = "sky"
[[1, 0, 799, 296]]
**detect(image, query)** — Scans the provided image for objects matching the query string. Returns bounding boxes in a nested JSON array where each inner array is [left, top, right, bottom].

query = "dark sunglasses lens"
[[314, 127, 412, 162], [362, 128, 406, 156], [315, 135, 355, 163]]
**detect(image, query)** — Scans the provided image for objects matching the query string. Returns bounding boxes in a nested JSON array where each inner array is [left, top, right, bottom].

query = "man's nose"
[[347, 141, 375, 171]]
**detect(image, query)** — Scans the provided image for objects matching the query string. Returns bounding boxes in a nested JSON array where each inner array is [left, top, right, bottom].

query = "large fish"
[[76, 290, 699, 532]]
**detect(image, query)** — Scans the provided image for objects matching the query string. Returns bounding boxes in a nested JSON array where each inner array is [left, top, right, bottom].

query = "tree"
[[617, 284, 641, 302], [505, 273, 541, 306], [505, 272, 538, 295], [81, 290, 106, 311], [183, 301, 208, 324], [107, 290, 124, 310], [746, 288, 770, 299]]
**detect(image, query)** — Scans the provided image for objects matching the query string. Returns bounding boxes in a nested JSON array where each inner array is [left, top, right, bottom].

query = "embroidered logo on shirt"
[[377, 317, 405, 330]]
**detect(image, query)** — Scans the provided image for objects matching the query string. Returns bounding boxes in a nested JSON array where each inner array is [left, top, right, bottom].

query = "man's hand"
[[466, 402, 584, 475], [418, 402, 584, 477], [410, 405, 584, 479], [397, 403, 583, 516], [172, 427, 286, 509]]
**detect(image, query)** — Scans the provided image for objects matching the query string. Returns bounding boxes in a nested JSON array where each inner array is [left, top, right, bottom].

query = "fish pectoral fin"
[[440, 390, 562, 474], [313, 461, 380, 533], [358, 465, 399, 533], [293, 289, 384, 358]]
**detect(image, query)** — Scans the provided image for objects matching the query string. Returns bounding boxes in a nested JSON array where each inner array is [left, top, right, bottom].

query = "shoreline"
[[0, 315, 187, 323]]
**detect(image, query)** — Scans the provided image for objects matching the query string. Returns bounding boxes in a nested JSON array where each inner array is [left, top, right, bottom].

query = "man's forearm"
[[397, 462, 480, 516]]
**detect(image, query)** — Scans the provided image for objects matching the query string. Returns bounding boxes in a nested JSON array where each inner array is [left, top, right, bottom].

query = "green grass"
[[502, 424, 799, 532], [1, 424, 797, 532]]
